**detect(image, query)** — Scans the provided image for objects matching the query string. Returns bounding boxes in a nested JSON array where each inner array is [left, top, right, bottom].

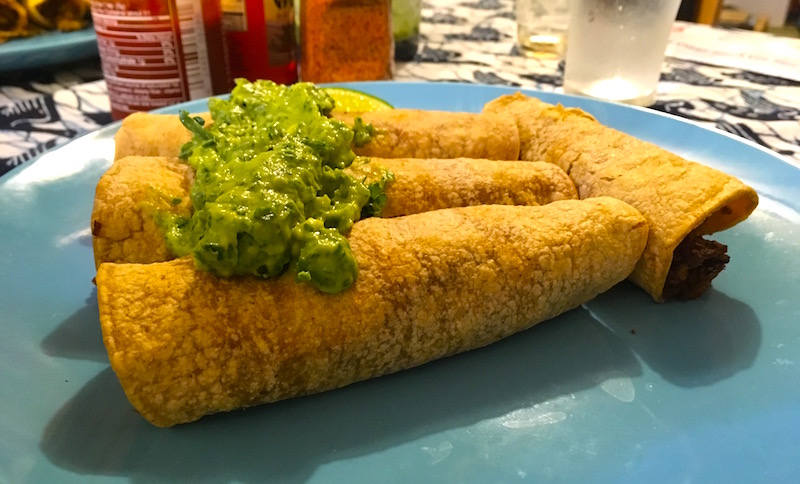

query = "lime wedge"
[[324, 87, 394, 113]]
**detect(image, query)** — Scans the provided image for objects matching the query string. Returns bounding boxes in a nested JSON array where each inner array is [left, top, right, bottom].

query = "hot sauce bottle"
[[90, 0, 230, 120], [221, 0, 297, 83]]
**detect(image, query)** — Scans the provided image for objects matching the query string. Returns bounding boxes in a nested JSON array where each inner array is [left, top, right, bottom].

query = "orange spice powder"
[[300, 0, 394, 83]]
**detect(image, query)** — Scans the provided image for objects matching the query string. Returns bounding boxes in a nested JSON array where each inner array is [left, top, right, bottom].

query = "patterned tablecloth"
[[2, 0, 799, 177]]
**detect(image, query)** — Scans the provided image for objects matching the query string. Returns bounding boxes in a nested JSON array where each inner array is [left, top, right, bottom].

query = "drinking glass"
[[563, 0, 682, 106], [515, 0, 570, 59]]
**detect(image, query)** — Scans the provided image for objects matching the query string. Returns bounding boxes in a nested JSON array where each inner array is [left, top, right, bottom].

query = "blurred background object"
[[222, 0, 297, 84], [677, 0, 723, 24], [25, 0, 88, 31], [299, 0, 393, 83], [678, 0, 800, 34], [720, 0, 790, 30], [0, 0, 91, 44], [393, 0, 421, 61], [1, 0, 32, 44], [515, 0, 569, 59]]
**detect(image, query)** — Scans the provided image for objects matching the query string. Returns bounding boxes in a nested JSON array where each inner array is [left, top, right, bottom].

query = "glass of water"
[[563, 0, 682, 106]]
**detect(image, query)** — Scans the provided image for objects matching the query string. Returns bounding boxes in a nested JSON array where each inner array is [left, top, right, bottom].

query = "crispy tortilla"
[[91, 155, 578, 267], [113, 110, 521, 162], [366, 157, 577, 217], [113, 112, 213, 161], [484, 92, 759, 301], [96, 198, 648, 427], [333, 109, 521, 160], [91, 156, 194, 267]]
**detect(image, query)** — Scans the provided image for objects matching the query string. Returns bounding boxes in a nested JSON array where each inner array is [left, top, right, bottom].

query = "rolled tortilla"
[[113, 110, 520, 162], [351, 157, 577, 217], [114, 112, 212, 161], [483, 92, 759, 301], [91, 155, 578, 267], [96, 198, 649, 427], [333, 110, 521, 160], [91, 156, 194, 267]]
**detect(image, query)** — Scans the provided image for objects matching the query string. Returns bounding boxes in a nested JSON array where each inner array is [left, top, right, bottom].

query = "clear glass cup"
[[393, 0, 422, 61], [563, 0, 682, 106], [515, 0, 569, 59]]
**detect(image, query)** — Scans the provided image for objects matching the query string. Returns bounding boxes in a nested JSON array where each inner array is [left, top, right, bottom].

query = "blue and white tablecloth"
[[2, 0, 799, 177]]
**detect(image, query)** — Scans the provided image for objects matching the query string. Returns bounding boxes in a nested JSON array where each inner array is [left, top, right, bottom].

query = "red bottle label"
[[91, 0, 229, 119], [221, 0, 297, 84]]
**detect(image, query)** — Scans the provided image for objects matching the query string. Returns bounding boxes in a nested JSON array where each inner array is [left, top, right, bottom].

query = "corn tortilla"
[[96, 198, 648, 427], [484, 92, 759, 301], [333, 109, 520, 160], [113, 112, 212, 161], [91, 155, 578, 267], [368, 157, 577, 217], [91, 156, 193, 267], [113, 109, 521, 162]]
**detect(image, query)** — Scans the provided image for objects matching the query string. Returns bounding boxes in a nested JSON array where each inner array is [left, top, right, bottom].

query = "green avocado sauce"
[[352, 117, 375, 147], [161, 79, 391, 293]]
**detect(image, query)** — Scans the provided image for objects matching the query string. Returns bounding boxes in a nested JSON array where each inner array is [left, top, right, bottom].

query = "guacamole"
[[162, 79, 390, 293]]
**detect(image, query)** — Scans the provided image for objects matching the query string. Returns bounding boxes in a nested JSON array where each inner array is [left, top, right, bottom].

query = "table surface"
[[1, 0, 799, 177]]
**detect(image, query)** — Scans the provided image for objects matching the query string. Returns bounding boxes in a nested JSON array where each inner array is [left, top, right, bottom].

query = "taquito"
[[356, 157, 577, 217], [114, 112, 212, 161], [91, 155, 578, 267], [114, 110, 521, 161], [333, 109, 520, 160], [91, 156, 194, 267], [484, 92, 759, 302], [96, 198, 649, 427]]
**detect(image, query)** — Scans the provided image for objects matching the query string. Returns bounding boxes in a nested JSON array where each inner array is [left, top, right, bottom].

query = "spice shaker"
[[299, 0, 393, 83]]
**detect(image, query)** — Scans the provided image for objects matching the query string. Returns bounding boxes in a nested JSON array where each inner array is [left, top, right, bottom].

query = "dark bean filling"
[[662, 233, 730, 301]]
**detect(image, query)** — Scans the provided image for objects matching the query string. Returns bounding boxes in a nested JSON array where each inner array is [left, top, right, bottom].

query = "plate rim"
[[0, 26, 97, 71]]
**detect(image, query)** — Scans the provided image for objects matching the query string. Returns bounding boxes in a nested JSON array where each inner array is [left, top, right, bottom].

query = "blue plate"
[[2, 82, 799, 483], [0, 27, 98, 71]]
